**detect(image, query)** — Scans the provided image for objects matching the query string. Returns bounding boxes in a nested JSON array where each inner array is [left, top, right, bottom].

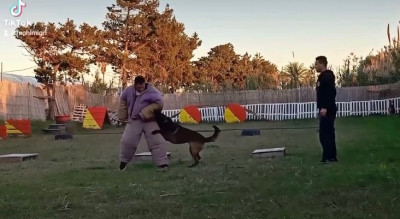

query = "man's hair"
[[316, 56, 328, 67], [134, 76, 146, 85]]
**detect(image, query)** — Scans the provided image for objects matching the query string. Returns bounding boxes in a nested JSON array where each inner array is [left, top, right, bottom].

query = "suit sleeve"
[[151, 90, 164, 105], [139, 89, 164, 120], [117, 87, 130, 121], [120, 87, 129, 101], [117, 99, 128, 121]]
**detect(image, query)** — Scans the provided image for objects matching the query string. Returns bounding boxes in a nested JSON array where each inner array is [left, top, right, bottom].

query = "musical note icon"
[[10, 0, 27, 17]]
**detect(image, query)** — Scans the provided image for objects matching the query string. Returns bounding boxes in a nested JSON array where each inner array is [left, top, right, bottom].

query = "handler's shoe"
[[320, 158, 338, 164], [119, 162, 127, 171]]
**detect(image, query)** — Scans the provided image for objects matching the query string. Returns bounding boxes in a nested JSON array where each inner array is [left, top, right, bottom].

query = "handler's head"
[[315, 56, 328, 73], [134, 76, 146, 92]]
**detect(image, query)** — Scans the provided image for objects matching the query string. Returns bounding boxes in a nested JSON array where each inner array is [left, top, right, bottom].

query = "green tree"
[[90, 71, 108, 94], [250, 53, 280, 89], [243, 53, 280, 90], [103, 0, 160, 89], [301, 64, 317, 87], [338, 53, 360, 87], [16, 20, 91, 119], [193, 43, 239, 91], [193, 46, 280, 92], [132, 4, 201, 93], [357, 22, 400, 85], [281, 62, 309, 88], [103, 1, 200, 92]]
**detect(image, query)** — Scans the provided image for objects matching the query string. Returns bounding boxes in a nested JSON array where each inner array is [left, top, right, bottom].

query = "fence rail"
[[162, 83, 400, 109], [1, 80, 399, 121], [162, 97, 400, 123]]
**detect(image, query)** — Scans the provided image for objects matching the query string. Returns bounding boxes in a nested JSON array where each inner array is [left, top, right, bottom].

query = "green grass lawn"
[[1, 116, 400, 218]]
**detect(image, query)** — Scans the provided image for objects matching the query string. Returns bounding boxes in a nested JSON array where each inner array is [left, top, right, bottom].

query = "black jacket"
[[316, 70, 337, 112]]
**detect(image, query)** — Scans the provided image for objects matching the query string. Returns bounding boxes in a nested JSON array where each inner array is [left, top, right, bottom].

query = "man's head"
[[315, 56, 328, 73], [134, 76, 146, 92]]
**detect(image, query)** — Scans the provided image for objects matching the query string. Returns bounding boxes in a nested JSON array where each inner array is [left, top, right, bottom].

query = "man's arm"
[[117, 87, 130, 122], [320, 73, 336, 110], [149, 89, 164, 105], [140, 89, 164, 120]]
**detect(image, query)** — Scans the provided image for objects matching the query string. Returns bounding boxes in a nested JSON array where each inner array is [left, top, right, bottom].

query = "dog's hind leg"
[[196, 153, 207, 166], [196, 148, 207, 166], [188, 142, 203, 168], [188, 143, 200, 167]]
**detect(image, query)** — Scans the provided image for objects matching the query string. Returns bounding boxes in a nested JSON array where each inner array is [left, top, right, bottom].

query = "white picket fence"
[[162, 97, 400, 123]]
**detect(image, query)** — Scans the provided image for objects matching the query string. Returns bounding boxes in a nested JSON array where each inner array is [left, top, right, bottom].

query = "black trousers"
[[319, 113, 337, 160]]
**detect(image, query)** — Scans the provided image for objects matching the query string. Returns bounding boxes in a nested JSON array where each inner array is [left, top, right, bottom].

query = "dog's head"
[[153, 109, 173, 126]]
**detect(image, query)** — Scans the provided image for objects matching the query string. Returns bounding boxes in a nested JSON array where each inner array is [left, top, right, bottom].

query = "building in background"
[[1, 73, 45, 88]]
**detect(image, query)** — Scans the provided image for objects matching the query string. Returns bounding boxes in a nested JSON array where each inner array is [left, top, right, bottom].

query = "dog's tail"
[[204, 126, 221, 143]]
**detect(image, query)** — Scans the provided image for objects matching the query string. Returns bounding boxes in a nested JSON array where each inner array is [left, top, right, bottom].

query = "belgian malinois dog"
[[151, 110, 221, 167]]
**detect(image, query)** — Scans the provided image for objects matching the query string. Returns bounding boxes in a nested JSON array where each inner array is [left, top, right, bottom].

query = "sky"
[[0, 0, 399, 82]]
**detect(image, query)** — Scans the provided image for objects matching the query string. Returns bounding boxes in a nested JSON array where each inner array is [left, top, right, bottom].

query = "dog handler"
[[315, 56, 338, 163], [117, 76, 169, 171]]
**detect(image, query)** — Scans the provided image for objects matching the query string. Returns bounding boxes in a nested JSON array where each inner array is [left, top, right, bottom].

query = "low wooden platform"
[[242, 129, 261, 136], [0, 153, 39, 163], [252, 147, 285, 159], [42, 128, 62, 134], [133, 152, 171, 161], [55, 134, 73, 140], [48, 124, 67, 130]]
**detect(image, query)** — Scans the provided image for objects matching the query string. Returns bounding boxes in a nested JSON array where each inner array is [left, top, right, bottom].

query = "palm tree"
[[281, 62, 309, 88], [301, 64, 317, 87]]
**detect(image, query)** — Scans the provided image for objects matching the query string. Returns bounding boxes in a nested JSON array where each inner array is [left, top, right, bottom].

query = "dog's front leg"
[[188, 160, 206, 168], [188, 161, 200, 168]]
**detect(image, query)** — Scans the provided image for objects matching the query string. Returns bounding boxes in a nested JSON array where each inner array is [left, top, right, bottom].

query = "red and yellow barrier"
[[5, 119, 32, 137], [179, 106, 202, 124], [0, 125, 6, 140], [224, 104, 247, 123], [83, 107, 109, 129]]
